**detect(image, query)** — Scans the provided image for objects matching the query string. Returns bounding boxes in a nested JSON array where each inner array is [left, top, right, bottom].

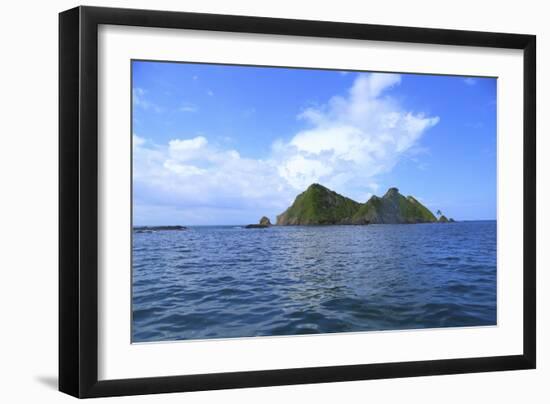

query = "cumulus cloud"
[[133, 135, 295, 224], [274, 73, 439, 198], [133, 73, 439, 224]]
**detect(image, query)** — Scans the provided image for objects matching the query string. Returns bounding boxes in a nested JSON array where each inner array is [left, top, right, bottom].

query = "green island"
[[247, 184, 455, 227]]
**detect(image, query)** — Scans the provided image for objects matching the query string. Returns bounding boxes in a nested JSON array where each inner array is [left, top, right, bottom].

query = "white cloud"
[[277, 155, 333, 189], [368, 182, 379, 192], [133, 88, 163, 113], [274, 73, 439, 199], [168, 136, 208, 160], [163, 160, 207, 176], [463, 77, 477, 86], [207, 90, 214, 96], [133, 73, 439, 224], [351, 72, 401, 99], [179, 103, 198, 113], [133, 134, 146, 147], [133, 135, 295, 224]]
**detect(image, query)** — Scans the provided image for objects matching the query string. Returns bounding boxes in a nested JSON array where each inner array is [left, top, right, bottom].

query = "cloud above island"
[[133, 73, 440, 224], [275, 73, 439, 194]]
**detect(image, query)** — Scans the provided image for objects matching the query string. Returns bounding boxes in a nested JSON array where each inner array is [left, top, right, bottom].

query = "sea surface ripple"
[[132, 221, 496, 342]]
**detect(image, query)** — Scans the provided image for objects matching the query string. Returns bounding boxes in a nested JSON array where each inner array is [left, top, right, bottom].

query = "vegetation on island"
[[274, 184, 454, 225], [275, 184, 361, 225]]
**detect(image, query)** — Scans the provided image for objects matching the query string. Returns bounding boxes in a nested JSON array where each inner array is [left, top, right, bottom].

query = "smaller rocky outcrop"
[[245, 216, 272, 229], [134, 225, 187, 233], [438, 215, 449, 223]]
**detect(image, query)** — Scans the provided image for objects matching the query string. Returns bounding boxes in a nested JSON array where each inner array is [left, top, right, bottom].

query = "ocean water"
[[132, 221, 496, 342]]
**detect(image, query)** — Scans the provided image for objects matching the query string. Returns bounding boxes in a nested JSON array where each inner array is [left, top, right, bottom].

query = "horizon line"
[[132, 219, 497, 227]]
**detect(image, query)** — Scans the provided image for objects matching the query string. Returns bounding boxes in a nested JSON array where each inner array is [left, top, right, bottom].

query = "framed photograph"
[[59, 6, 536, 398]]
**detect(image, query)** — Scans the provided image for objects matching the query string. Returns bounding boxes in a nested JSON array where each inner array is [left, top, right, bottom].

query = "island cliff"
[[276, 184, 447, 225]]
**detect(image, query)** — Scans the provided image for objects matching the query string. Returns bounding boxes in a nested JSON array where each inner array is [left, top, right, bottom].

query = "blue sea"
[[132, 221, 497, 342]]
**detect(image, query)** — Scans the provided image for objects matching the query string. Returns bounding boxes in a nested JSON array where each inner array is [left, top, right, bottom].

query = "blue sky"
[[132, 60, 496, 225]]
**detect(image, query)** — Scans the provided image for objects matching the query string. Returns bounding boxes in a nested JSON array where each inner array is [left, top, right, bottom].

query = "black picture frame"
[[59, 5, 536, 398]]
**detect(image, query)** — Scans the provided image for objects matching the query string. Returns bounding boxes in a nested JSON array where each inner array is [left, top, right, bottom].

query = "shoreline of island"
[[132, 184, 463, 230], [244, 184, 455, 228]]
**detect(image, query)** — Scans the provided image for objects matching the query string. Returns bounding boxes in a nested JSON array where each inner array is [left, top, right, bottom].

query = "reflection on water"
[[132, 221, 496, 342]]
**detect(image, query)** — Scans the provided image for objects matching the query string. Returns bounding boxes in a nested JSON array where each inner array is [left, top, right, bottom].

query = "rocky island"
[[245, 216, 272, 228], [275, 184, 453, 225], [133, 225, 187, 233]]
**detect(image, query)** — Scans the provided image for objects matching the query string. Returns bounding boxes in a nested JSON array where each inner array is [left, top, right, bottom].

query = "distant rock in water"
[[245, 216, 272, 229], [134, 225, 186, 233], [276, 184, 442, 225], [438, 215, 449, 223]]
